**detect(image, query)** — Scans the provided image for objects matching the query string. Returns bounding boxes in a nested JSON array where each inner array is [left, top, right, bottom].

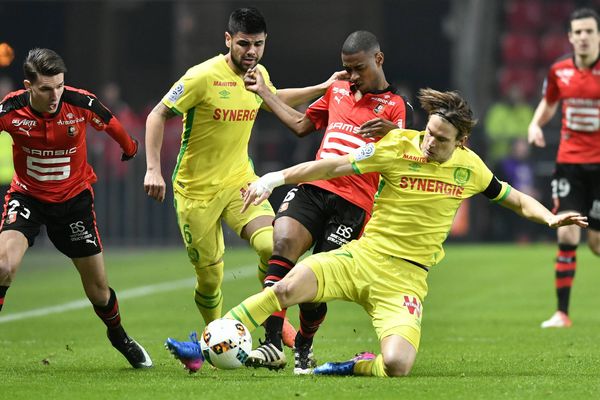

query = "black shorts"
[[552, 163, 600, 230], [275, 184, 367, 253], [0, 190, 103, 258]]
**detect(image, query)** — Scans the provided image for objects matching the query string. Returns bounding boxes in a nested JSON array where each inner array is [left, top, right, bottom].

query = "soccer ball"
[[199, 318, 252, 369]]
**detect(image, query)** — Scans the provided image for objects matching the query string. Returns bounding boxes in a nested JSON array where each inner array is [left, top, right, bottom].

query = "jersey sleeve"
[[162, 70, 207, 115], [471, 151, 512, 201], [542, 66, 559, 103], [305, 86, 331, 130], [349, 130, 402, 175]]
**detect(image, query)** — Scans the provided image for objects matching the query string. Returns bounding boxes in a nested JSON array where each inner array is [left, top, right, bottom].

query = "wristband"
[[255, 171, 285, 196]]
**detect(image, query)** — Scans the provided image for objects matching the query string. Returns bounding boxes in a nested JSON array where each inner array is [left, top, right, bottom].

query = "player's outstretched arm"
[[241, 155, 355, 212], [144, 102, 175, 202], [276, 70, 348, 107], [244, 67, 316, 137], [528, 98, 559, 148], [498, 187, 588, 228]]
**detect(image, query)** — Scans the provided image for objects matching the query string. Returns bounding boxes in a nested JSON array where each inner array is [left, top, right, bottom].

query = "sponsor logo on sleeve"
[[167, 83, 184, 103], [353, 143, 375, 161]]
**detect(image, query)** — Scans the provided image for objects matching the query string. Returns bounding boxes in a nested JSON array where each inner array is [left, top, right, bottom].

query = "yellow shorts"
[[302, 240, 429, 350], [173, 184, 274, 266]]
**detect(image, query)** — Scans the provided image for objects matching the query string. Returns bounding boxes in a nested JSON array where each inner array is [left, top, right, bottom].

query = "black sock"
[[297, 302, 327, 347], [262, 255, 295, 350], [93, 287, 122, 329], [555, 244, 577, 314], [0, 285, 8, 312], [264, 315, 284, 351]]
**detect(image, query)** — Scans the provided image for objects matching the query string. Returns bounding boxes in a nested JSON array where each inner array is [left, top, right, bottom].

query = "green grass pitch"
[[2, 244, 599, 399]]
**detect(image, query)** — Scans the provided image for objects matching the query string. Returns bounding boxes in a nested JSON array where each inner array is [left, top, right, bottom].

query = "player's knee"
[[87, 285, 110, 305], [272, 234, 297, 256], [0, 252, 17, 282], [587, 234, 600, 256], [382, 353, 413, 377], [271, 279, 297, 308]]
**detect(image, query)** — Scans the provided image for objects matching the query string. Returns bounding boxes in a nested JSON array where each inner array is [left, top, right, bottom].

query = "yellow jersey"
[[349, 129, 510, 267], [162, 54, 276, 199], [0, 132, 14, 184]]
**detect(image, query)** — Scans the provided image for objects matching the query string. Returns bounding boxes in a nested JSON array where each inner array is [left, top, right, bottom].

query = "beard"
[[231, 53, 258, 73]]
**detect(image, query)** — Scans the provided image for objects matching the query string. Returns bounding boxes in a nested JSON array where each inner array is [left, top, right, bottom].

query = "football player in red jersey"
[[528, 8, 600, 328], [242, 30, 413, 372], [0, 48, 152, 368]]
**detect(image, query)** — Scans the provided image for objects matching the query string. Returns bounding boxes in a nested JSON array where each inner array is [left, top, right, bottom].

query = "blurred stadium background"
[[0, 0, 597, 247]]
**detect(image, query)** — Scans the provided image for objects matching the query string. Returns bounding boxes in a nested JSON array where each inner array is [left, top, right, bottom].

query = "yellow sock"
[[224, 287, 282, 331], [249, 226, 273, 285], [354, 354, 388, 377], [257, 258, 268, 284], [194, 287, 223, 324], [194, 261, 224, 323]]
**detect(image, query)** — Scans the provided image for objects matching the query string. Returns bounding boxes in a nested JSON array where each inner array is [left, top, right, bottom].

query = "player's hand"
[[244, 67, 267, 95], [320, 70, 350, 90], [144, 169, 166, 202], [240, 171, 285, 213], [358, 118, 398, 138], [121, 138, 139, 161], [528, 125, 546, 148], [241, 181, 271, 213], [547, 212, 588, 229]]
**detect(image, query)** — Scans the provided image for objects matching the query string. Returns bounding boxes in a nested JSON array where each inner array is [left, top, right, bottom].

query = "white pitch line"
[[0, 265, 255, 324]]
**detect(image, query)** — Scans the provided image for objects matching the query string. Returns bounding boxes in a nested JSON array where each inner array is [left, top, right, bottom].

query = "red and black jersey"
[[305, 80, 413, 214], [0, 86, 137, 203], [543, 55, 600, 163]]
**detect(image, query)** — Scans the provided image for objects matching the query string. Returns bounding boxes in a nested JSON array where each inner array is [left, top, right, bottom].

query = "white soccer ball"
[[199, 318, 252, 369]]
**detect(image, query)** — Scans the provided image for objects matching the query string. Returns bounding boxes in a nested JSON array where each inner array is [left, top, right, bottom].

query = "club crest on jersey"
[[6, 213, 16, 225], [453, 167, 471, 185], [373, 104, 384, 114], [278, 202, 289, 213], [67, 125, 78, 137]]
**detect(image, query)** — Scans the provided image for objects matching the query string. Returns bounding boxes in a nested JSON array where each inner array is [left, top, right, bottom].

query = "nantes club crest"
[[453, 167, 471, 186]]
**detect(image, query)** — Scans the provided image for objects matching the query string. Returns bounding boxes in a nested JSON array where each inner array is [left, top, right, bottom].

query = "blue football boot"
[[313, 352, 376, 376], [165, 332, 204, 373]]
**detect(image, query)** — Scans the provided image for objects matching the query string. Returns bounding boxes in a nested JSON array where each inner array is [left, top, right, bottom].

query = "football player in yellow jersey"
[[188, 88, 585, 377], [144, 7, 342, 371]]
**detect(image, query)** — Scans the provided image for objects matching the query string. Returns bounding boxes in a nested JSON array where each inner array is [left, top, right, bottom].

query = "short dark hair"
[[418, 88, 477, 140], [23, 48, 67, 83], [569, 8, 600, 31], [342, 31, 380, 55], [227, 7, 267, 35]]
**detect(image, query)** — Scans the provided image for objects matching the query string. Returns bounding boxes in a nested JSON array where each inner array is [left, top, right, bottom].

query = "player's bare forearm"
[[528, 99, 558, 147], [282, 156, 354, 184], [241, 156, 354, 212], [145, 102, 175, 170], [261, 89, 314, 136], [143, 102, 174, 202], [277, 70, 348, 107], [530, 98, 558, 129], [500, 188, 588, 228], [245, 68, 314, 136]]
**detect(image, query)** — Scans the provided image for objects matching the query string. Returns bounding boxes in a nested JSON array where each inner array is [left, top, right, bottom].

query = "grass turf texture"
[[2, 244, 599, 399]]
